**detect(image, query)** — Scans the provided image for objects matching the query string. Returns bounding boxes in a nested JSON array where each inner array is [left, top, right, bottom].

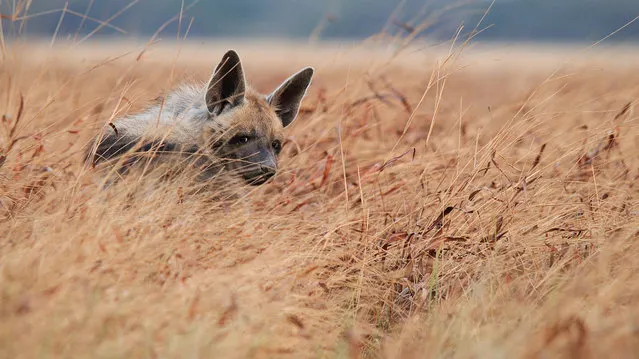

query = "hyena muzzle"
[[86, 50, 314, 186]]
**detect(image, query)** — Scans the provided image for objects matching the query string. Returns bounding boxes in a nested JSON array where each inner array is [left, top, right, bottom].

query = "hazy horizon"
[[1, 0, 639, 43]]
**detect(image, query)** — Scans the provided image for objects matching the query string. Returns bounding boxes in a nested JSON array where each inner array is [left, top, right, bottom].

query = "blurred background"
[[1, 0, 638, 42]]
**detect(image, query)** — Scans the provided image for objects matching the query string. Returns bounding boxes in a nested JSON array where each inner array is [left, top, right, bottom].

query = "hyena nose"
[[259, 164, 276, 178], [257, 155, 277, 175], [244, 154, 277, 186], [245, 163, 276, 186]]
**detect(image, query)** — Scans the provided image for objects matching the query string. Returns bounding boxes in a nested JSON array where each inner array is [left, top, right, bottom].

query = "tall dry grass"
[[0, 37, 638, 359]]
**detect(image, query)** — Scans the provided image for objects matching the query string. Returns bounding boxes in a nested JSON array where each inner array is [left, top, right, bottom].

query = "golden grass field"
[[0, 39, 638, 358]]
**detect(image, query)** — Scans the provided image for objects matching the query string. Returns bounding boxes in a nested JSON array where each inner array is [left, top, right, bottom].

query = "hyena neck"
[[160, 84, 211, 125]]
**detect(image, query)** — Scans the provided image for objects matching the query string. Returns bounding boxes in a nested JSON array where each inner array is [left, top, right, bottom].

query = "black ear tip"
[[223, 49, 240, 61], [295, 67, 314, 85], [215, 50, 243, 73]]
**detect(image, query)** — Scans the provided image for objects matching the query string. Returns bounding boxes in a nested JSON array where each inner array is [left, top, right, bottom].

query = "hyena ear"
[[205, 50, 246, 115], [267, 67, 314, 128]]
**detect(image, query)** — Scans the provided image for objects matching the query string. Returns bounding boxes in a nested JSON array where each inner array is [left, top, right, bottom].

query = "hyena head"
[[203, 50, 314, 186]]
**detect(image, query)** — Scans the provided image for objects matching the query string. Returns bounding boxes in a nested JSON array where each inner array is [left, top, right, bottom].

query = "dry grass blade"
[[108, 122, 119, 137], [530, 143, 547, 171], [8, 94, 24, 140], [427, 206, 456, 232], [613, 101, 632, 120], [379, 149, 412, 173], [319, 154, 334, 188]]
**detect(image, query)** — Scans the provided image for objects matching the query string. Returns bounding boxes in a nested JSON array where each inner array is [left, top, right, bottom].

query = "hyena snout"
[[230, 145, 278, 186], [243, 154, 277, 186]]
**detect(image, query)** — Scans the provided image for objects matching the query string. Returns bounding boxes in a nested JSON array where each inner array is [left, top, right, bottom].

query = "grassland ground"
[[0, 40, 638, 358]]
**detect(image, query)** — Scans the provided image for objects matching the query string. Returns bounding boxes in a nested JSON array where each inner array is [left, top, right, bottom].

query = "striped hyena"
[[86, 50, 314, 186]]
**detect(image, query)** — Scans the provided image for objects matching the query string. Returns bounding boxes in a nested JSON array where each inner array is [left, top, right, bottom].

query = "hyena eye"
[[272, 140, 282, 153], [229, 135, 250, 145]]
